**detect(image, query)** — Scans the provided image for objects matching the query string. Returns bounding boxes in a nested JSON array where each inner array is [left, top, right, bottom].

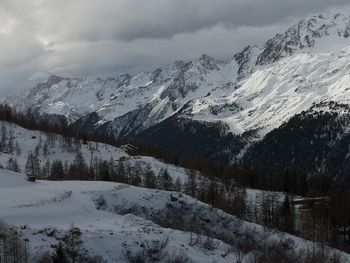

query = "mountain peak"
[[197, 54, 220, 71], [256, 13, 350, 65], [45, 75, 64, 85], [198, 54, 215, 63], [234, 45, 260, 78]]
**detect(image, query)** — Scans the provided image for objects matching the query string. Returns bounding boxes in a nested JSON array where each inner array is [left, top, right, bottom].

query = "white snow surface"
[[1, 170, 349, 262], [0, 170, 231, 262]]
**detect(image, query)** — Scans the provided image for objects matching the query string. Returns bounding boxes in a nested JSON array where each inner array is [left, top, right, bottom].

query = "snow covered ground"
[[0, 169, 349, 262], [0, 170, 251, 262], [0, 121, 189, 183], [0, 121, 127, 168], [0, 169, 234, 262]]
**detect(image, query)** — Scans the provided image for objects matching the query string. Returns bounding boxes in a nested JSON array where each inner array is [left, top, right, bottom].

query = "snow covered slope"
[[4, 56, 239, 137], [0, 170, 231, 262], [256, 13, 350, 65], [1, 169, 348, 262], [182, 46, 350, 137], [0, 121, 189, 182], [0, 121, 127, 168]]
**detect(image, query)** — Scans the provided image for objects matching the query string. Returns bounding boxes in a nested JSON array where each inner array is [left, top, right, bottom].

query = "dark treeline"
[[0, 104, 337, 196]]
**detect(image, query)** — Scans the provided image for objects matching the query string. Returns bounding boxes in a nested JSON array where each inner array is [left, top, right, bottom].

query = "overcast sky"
[[0, 0, 350, 96]]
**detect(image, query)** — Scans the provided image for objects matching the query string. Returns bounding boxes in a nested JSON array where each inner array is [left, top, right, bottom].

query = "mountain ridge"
[[4, 12, 350, 175]]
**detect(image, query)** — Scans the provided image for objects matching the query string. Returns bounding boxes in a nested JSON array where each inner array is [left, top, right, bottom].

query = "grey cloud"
[[24, 0, 350, 42], [0, 0, 349, 96]]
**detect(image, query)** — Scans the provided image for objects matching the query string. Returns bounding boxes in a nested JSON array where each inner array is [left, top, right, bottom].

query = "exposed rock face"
[[256, 14, 350, 65]]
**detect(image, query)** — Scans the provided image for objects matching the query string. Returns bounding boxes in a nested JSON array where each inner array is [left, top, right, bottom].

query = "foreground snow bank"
[[0, 169, 349, 262], [0, 169, 237, 262]]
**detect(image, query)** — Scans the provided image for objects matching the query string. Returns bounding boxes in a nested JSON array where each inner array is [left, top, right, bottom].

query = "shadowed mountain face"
[[243, 102, 350, 176], [4, 13, 350, 176]]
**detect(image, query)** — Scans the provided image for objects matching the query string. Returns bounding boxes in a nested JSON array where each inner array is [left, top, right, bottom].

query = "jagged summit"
[[256, 13, 350, 65], [45, 75, 65, 85]]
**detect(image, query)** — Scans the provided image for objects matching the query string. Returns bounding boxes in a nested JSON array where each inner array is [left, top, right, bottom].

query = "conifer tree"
[[64, 226, 83, 263], [41, 159, 51, 180], [0, 124, 6, 151], [6, 157, 20, 173], [25, 152, 40, 182], [144, 165, 157, 189], [115, 161, 125, 183], [15, 141, 21, 156], [7, 128, 14, 154], [280, 194, 295, 234], [158, 169, 173, 191], [71, 151, 88, 180], [51, 242, 68, 263], [98, 160, 111, 181], [50, 160, 64, 180], [174, 177, 182, 192], [184, 169, 197, 197]]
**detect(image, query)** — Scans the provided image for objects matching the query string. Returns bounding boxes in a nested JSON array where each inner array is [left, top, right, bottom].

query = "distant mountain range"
[[5, 13, 350, 177]]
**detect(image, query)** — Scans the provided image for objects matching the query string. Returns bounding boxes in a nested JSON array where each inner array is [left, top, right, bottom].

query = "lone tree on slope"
[[25, 152, 40, 182]]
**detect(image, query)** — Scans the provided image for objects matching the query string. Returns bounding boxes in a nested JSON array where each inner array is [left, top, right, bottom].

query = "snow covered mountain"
[[4, 55, 239, 137], [4, 13, 350, 175], [256, 13, 350, 65]]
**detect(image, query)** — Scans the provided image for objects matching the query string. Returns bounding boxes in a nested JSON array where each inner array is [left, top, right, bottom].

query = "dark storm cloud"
[[23, 0, 350, 42], [109, 0, 350, 41], [0, 0, 349, 96]]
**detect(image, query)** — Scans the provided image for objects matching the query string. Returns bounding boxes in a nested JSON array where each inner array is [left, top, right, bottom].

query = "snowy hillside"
[[0, 169, 347, 262], [0, 121, 189, 183], [0, 170, 231, 262]]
